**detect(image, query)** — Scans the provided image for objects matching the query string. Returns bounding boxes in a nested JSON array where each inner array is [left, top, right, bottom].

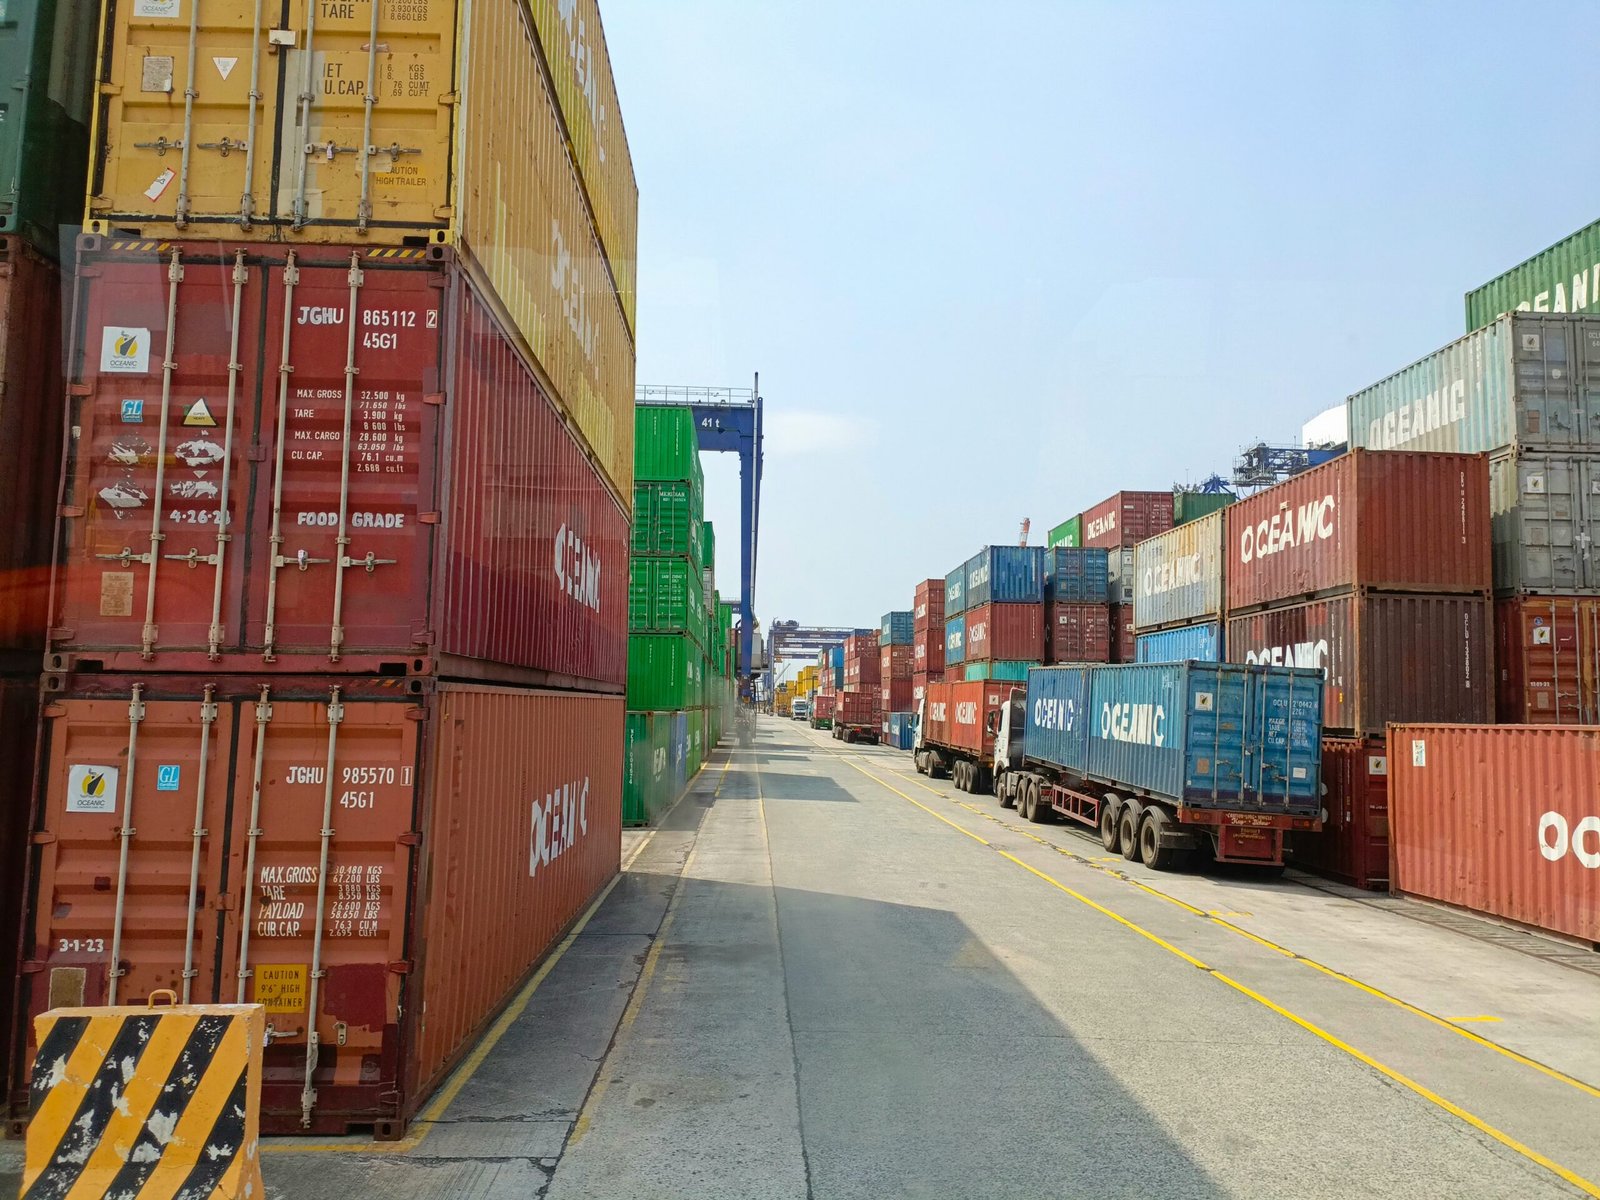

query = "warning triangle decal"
[[214, 56, 238, 80], [183, 398, 218, 427]]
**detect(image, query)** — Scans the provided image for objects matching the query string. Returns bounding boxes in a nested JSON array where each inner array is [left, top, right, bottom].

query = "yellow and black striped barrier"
[[23, 994, 265, 1200]]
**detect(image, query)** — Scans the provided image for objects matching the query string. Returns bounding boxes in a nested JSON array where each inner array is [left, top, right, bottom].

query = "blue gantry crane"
[[636, 378, 764, 699]]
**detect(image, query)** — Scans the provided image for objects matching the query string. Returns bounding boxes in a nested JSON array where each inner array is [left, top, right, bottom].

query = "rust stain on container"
[[1495, 595, 1600, 724], [17, 676, 620, 1135], [1290, 736, 1388, 890], [1390, 723, 1600, 945]]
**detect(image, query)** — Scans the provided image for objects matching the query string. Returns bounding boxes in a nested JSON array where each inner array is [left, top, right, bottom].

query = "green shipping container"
[[963, 660, 1035, 683], [628, 634, 704, 710], [1467, 217, 1600, 332], [0, 0, 94, 254], [623, 712, 674, 826], [629, 557, 706, 644], [1171, 491, 1233, 526], [632, 481, 703, 560], [635, 406, 706, 488], [702, 520, 717, 572], [1047, 516, 1081, 548]]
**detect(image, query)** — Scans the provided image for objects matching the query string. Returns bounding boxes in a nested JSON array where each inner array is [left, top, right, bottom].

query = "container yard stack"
[[1043, 546, 1111, 664], [911, 578, 946, 710], [1132, 508, 1227, 663], [1349, 312, 1600, 724], [835, 632, 882, 742], [20, 0, 640, 1138], [880, 610, 915, 723], [1081, 490, 1175, 661], [961, 546, 1046, 682]]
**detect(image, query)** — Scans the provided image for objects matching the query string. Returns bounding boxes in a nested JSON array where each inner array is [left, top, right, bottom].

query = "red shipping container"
[[0, 237, 66, 658], [835, 689, 881, 728], [811, 693, 835, 720], [1495, 595, 1600, 724], [1224, 450, 1490, 614], [1080, 490, 1175, 550], [1389, 723, 1600, 944], [963, 602, 1045, 663], [17, 675, 621, 1135], [47, 239, 627, 688], [879, 642, 914, 681], [1110, 604, 1136, 663], [1289, 737, 1389, 890], [919, 679, 1011, 756], [1047, 602, 1111, 663], [1225, 591, 1492, 735], [911, 672, 941, 714], [913, 578, 946, 631], [881, 678, 913, 712], [912, 625, 945, 675]]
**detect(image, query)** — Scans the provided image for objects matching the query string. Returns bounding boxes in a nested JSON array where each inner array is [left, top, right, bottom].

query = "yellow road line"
[[844, 757, 1600, 1198], [1450, 1015, 1504, 1023]]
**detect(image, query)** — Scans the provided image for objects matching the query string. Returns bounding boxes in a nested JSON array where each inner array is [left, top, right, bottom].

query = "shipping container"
[[623, 711, 673, 826], [918, 678, 1011, 757], [15, 677, 620, 1134], [1106, 547, 1135, 605], [1133, 510, 1224, 631], [818, 645, 844, 690], [1466, 217, 1600, 332], [1080, 491, 1174, 551], [1110, 604, 1136, 663], [49, 240, 629, 683], [1289, 737, 1388, 890], [1135, 621, 1222, 664], [1171, 490, 1233, 527], [1389, 723, 1600, 944], [844, 634, 881, 687], [0, 0, 94, 252], [944, 614, 966, 667], [0, 237, 68, 657], [1023, 662, 1322, 812], [1495, 595, 1600, 723], [834, 689, 880, 731], [881, 678, 912, 713], [1226, 592, 1492, 735], [626, 633, 702, 710], [880, 610, 913, 645], [880, 642, 914, 681], [963, 602, 1045, 664], [1224, 450, 1490, 613], [1047, 602, 1111, 664], [1348, 313, 1600, 457], [1047, 515, 1081, 548], [630, 481, 701, 560], [883, 712, 916, 750], [963, 546, 1044, 607], [634, 406, 704, 489], [944, 562, 967, 616], [912, 625, 944, 676], [962, 660, 1033, 682], [1488, 453, 1600, 593], [810, 692, 835, 723], [627, 558, 705, 643], [1042, 546, 1109, 604], [912, 578, 945, 629], [910, 674, 934, 714]]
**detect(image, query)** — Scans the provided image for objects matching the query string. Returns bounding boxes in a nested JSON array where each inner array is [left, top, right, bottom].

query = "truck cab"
[[791, 698, 811, 721], [990, 688, 1028, 809]]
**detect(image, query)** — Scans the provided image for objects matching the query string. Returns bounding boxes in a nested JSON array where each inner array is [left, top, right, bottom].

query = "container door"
[[27, 691, 234, 1022], [1581, 460, 1600, 590], [219, 689, 419, 1133], [247, 254, 441, 663]]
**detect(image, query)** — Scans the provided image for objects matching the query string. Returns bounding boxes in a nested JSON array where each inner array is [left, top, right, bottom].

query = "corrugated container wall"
[[881, 678, 912, 714], [913, 578, 945, 628], [1225, 592, 1493, 735], [623, 711, 673, 826], [964, 546, 1044, 607], [1347, 314, 1600, 457], [964, 602, 1045, 663], [879, 643, 913, 681], [1022, 665, 1091, 773], [1488, 454, 1600, 593], [944, 615, 966, 667], [1047, 602, 1111, 664], [49, 242, 627, 687], [1133, 510, 1223, 631], [1135, 621, 1222, 664], [1043, 546, 1109, 604], [1289, 737, 1388, 891], [920, 679, 1008, 756], [1080, 491, 1174, 550], [1171, 491, 1233, 526], [880, 610, 913, 645], [1047, 516, 1081, 548], [1106, 548, 1135, 604], [1224, 450, 1490, 613], [1465, 217, 1600, 331], [1110, 604, 1136, 663], [944, 562, 967, 616], [1389, 724, 1600, 944], [87, 0, 637, 499], [18, 679, 621, 1135], [912, 626, 944, 676], [0, 0, 94, 252], [634, 407, 704, 487], [1495, 595, 1600, 723], [963, 661, 1031, 682]]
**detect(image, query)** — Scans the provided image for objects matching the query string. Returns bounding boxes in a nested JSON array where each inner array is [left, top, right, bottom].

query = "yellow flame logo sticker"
[[114, 333, 139, 358], [79, 771, 106, 798]]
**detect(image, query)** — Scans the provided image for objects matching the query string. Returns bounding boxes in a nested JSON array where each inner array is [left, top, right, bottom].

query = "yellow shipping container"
[[85, 0, 636, 499]]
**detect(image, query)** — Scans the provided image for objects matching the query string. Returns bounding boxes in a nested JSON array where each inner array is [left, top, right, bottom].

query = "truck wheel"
[[1099, 801, 1122, 851], [1119, 801, 1145, 862], [1139, 808, 1176, 871], [1026, 779, 1050, 824], [973, 767, 991, 796], [998, 776, 1017, 809], [957, 762, 972, 791]]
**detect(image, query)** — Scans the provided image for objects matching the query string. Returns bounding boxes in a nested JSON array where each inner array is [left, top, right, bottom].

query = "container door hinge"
[[409, 627, 435, 645], [47, 626, 75, 642], [42, 704, 66, 719], [438, 92, 458, 106], [396, 831, 422, 846], [58, 505, 84, 519], [422, 391, 444, 406], [20, 961, 45, 975], [67, 383, 92, 397], [97, 82, 123, 96], [404, 708, 426, 721], [30, 832, 57, 846], [418, 511, 440, 525], [387, 960, 413, 975], [432, 206, 455, 220]]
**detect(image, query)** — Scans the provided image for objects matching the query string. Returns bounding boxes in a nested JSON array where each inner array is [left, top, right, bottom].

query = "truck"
[[990, 662, 1324, 871], [831, 691, 881, 743], [791, 697, 811, 721], [911, 679, 1013, 793], [810, 693, 835, 730]]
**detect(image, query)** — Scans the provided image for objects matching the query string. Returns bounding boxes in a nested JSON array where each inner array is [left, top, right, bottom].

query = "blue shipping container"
[[1023, 665, 1093, 775], [1135, 622, 1223, 664], [820, 645, 845, 689], [880, 610, 914, 645], [945, 615, 967, 666], [945, 563, 968, 615], [1043, 547, 1110, 603], [885, 712, 917, 749], [670, 712, 689, 794], [964, 661, 1033, 682], [965, 546, 1046, 607], [1024, 662, 1322, 814]]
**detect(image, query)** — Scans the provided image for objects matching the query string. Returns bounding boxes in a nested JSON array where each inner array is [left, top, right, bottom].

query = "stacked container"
[[1347, 313, 1600, 724], [1132, 509, 1227, 663], [839, 633, 882, 740], [1043, 546, 1111, 664], [911, 578, 945, 710], [18, 0, 639, 1137], [879, 611, 914, 718], [959, 546, 1045, 681], [1079, 490, 1175, 663]]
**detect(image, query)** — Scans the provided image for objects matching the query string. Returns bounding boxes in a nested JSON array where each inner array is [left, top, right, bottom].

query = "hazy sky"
[[604, 1, 1599, 668]]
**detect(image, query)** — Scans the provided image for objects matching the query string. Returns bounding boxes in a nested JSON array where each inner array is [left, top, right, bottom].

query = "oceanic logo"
[[530, 776, 590, 879], [955, 701, 978, 725], [555, 523, 602, 612], [1032, 695, 1076, 732], [1099, 702, 1165, 746], [78, 770, 108, 799], [1238, 496, 1336, 564], [115, 332, 139, 358], [101, 327, 152, 373], [1538, 811, 1600, 869]]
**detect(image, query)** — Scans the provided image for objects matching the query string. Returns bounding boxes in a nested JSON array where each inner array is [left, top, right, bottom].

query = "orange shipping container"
[[1389, 723, 1600, 945], [15, 677, 621, 1135], [1495, 595, 1600, 724]]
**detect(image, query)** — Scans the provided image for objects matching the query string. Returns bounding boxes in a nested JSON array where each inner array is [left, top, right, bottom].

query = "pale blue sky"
[[604, 1, 1599, 659]]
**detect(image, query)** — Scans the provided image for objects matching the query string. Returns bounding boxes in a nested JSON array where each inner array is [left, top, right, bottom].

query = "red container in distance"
[[1046, 602, 1111, 663], [1109, 605, 1136, 663], [963, 602, 1045, 663], [835, 689, 881, 728], [1080, 490, 1175, 550], [1223, 450, 1490, 614], [0, 237, 66, 659], [47, 239, 627, 689], [811, 693, 835, 721], [919, 679, 1011, 756], [843, 633, 881, 687], [912, 625, 944, 675], [1389, 723, 1600, 944], [1495, 595, 1600, 724], [1289, 737, 1389, 890], [880, 643, 914, 681], [18, 676, 621, 1136], [881, 678, 913, 712], [913, 578, 945, 631], [1225, 591, 1492, 735]]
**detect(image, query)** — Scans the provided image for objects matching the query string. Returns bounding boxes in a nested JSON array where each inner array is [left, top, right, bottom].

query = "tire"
[[1119, 801, 1145, 862], [1099, 801, 1121, 851], [998, 775, 1017, 809], [957, 762, 972, 792], [1138, 807, 1177, 871], [973, 767, 991, 796], [1027, 780, 1051, 824]]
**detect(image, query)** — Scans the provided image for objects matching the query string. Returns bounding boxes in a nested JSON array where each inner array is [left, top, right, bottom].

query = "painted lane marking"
[[842, 756, 1600, 1199], [1450, 1016, 1504, 1024]]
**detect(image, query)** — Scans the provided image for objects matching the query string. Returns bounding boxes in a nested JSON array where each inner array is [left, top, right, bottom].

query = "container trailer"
[[809, 693, 835, 729], [988, 663, 1323, 871], [831, 690, 880, 743], [911, 678, 1013, 793]]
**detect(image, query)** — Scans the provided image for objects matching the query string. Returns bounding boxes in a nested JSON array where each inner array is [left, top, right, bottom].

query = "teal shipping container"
[[963, 660, 1033, 682], [1135, 622, 1223, 663], [1467, 218, 1600, 331], [944, 563, 968, 615], [628, 634, 704, 710], [635, 406, 705, 487]]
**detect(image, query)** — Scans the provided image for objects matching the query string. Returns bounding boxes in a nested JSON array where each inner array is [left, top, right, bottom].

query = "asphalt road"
[[6, 714, 1597, 1198]]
